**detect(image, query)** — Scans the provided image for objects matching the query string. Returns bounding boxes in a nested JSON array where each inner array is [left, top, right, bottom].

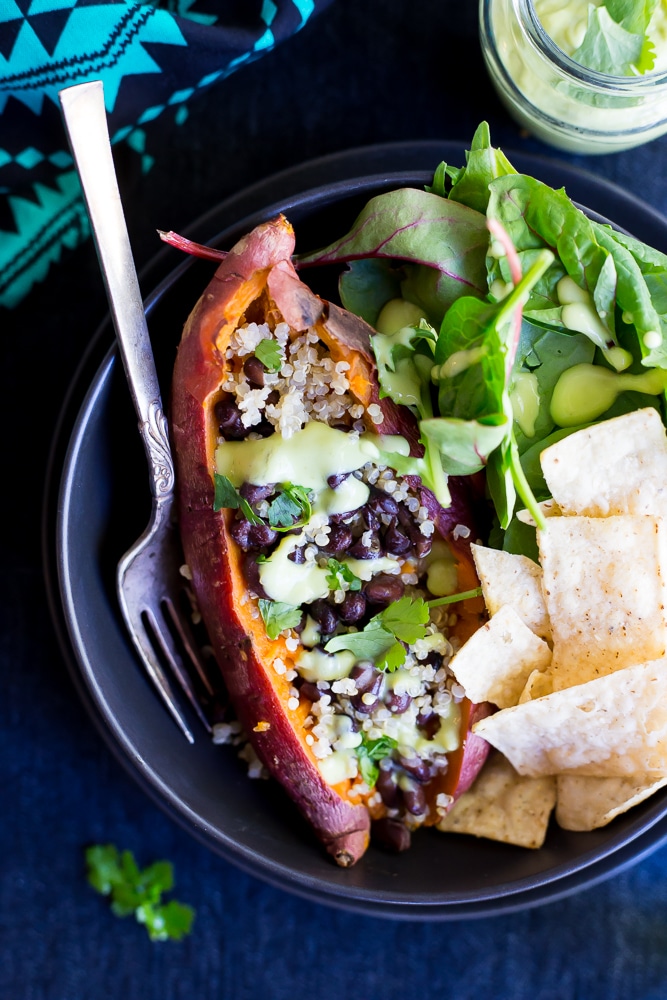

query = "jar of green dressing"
[[479, 0, 667, 154]]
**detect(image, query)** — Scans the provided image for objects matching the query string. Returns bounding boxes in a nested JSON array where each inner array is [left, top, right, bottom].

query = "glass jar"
[[479, 0, 667, 154]]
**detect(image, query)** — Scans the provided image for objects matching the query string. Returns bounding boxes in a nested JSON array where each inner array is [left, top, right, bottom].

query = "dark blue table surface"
[[5, 2, 667, 997]]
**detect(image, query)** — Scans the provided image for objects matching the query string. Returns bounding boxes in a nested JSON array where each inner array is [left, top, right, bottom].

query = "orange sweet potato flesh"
[[171, 215, 488, 865]]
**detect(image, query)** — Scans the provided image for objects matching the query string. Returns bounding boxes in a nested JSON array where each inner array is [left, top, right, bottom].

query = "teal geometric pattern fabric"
[[0, 0, 331, 308]]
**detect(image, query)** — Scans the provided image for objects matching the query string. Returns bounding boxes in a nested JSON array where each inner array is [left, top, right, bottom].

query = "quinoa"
[[217, 315, 471, 828]]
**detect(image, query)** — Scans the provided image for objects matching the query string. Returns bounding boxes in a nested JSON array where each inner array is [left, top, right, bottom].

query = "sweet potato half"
[[171, 215, 489, 866]]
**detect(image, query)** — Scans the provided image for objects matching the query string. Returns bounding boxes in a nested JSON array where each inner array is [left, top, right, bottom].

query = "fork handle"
[[59, 81, 174, 500]]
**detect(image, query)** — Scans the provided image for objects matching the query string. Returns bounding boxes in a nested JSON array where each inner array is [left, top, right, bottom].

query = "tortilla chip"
[[470, 544, 551, 641], [540, 407, 667, 518], [473, 658, 667, 778], [518, 668, 554, 704], [537, 514, 667, 689], [555, 774, 667, 831], [449, 605, 552, 709], [437, 753, 556, 849]]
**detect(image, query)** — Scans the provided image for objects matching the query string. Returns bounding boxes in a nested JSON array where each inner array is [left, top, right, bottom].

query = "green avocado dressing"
[[215, 419, 408, 491], [550, 362, 667, 426]]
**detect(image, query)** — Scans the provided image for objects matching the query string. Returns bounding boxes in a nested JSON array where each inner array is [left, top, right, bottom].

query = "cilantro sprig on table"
[[85, 845, 194, 942]]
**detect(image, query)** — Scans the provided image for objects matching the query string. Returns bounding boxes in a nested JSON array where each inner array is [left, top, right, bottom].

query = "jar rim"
[[503, 0, 667, 90]]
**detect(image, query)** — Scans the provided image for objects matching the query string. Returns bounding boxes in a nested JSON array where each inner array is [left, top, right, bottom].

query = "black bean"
[[299, 681, 322, 702], [417, 711, 441, 740], [323, 524, 353, 554], [309, 600, 338, 635], [287, 546, 306, 564], [398, 753, 435, 783], [364, 573, 405, 605], [339, 592, 366, 623], [349, 663, 383, 714], [401, 779, 427, 816], [214, 399, 245, 440], [362, 505, 381, 531], [230, 517, 252, 549], [376, 768, 401, 809], [371, 817, 411, 853], [348, 533, 382, 560], [414, 533, 433, 559], [243, 555, 268, 598], [239, 482, 275, 503], [243, 355, 266, 386], [350, 662, 381, 693], [368, 490, 399, 517], [384, 521, 412, 555], [247, 523, 278, 548], [327, 472, 350, 489], [386, 690, 412, 715], [397, 505, 414, 529]]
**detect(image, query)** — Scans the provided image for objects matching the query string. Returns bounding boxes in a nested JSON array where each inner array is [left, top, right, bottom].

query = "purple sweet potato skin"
[[171, 217, 370, 864]]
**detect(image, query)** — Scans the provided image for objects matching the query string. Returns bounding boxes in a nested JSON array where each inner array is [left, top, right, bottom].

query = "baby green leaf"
[[325, 621, 397, 662], [266, 483, 313, 530], [375, 595, 430, 644], [356, 735, 398, 787], [213, 473, 263, 525], [254, 338, 283, 372], [258, 599, 303, 640], [297, 187, 489, 313], [326, 558, 362, 592]]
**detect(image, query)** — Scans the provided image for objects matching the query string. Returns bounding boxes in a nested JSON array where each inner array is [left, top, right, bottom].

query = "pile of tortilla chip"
[[437, 407, 667, 849]]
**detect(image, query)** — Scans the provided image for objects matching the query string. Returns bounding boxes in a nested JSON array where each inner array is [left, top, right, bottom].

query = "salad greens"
[[85, 845, 195, 942], [297, 122, 667, 555]]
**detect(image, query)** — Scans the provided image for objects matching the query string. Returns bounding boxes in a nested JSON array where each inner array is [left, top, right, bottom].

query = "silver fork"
[[59, 80, 214, 743]]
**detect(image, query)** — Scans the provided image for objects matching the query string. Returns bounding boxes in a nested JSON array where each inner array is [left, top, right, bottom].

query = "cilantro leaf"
[[136, 899, 195, 942], [374, 595, 429, 644], [254, 338, 283, 372], [258, 599, 302, 639], [356, 735, 398, 787], [85, 845, 194, 942], [266, 483, 313, 530], [326, 558, 362, 592], [213, 473, 263, 525], [324, 596, 430, 669], [376, 640, 407, 672], [324, 621, 397, 662]]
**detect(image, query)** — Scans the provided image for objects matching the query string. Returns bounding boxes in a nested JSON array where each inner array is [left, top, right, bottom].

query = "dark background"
[[4, 1, 667, 997]]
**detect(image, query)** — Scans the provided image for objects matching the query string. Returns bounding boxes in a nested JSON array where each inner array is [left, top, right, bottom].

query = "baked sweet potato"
[[171, 215, 489, 866]]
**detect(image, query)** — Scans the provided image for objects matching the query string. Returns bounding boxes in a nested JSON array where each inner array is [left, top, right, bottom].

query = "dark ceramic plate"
[[43, 141, 667, 919]]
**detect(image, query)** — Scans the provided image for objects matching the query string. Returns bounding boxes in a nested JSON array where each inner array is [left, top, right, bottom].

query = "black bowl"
[[44, 141, 667, 919]]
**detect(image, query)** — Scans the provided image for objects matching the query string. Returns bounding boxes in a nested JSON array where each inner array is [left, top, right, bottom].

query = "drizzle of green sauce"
[[550, 362, 667, 426], [510, 371, 540, 437]]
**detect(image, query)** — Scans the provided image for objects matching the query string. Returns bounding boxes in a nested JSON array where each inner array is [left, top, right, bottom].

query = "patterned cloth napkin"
[[0, 0, 332, 309]]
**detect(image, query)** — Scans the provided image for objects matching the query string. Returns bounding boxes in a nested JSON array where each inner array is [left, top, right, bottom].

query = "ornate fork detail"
[[59, 80, 213, 743]]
